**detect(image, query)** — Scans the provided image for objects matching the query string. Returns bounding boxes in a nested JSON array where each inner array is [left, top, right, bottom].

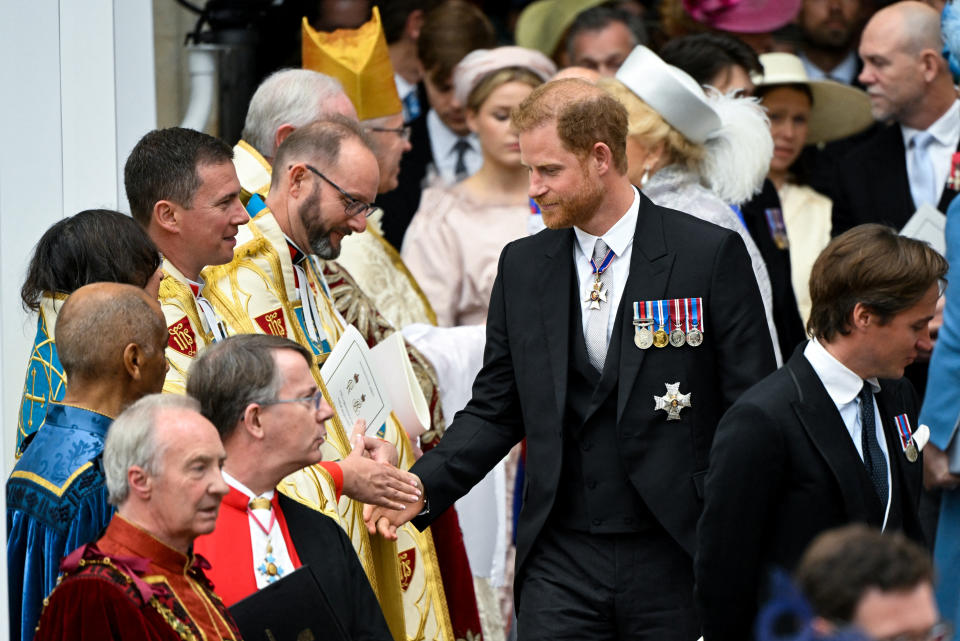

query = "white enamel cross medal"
[[585, 279, 608, 310], [654, 382, 692, 421]]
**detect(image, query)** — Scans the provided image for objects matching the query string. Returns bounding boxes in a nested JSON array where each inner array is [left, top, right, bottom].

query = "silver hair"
[[103, 394, 201, 506], [241, 68, 349, 158]]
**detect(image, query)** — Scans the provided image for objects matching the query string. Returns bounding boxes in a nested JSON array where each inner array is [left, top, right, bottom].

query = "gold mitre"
[[302, 7, 402, 121]]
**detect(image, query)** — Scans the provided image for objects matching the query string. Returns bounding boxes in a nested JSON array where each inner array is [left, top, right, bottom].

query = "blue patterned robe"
[[6, 403, 114, 641], [16, 295, 67, 457]]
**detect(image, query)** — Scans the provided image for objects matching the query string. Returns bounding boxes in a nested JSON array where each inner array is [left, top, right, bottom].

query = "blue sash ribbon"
[[590, 248, 616, 275], [894, 413, 913, 449], [652, 299, 670, 331]]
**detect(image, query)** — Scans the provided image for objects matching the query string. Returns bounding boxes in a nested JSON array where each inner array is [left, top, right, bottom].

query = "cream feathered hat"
[[615, 45, 773, 204], [615, 45, 721, 145]]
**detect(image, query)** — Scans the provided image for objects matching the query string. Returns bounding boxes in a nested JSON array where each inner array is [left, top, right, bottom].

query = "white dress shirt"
[[902, 99, 960, 208], [799, 50, 859, 85], [222, 470, 296, 589], [572, 187, 640, 344], [803, 338, 891, 530], [426, 110, 482, 184]]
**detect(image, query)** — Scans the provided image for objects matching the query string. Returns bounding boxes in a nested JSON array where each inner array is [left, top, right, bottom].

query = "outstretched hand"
[[363, 495, 425, 540], [338, 420, 421, 510]]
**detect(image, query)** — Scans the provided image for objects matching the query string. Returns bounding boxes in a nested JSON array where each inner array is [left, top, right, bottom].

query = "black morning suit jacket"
[[410, 192, 778, 602], [278, 494, 393, 641], [831, 121, 960, 235], [696, 345, 925, 641]]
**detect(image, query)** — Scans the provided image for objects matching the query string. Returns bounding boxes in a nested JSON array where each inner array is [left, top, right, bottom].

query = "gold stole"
[[233, 140, 273, 206], [203, 210, 455, 641], [158, 260, 213, 395]]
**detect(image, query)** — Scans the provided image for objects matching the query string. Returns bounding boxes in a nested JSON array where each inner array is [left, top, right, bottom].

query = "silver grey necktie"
[[585, 238, 614, 371], [909, 131, 937, 208]]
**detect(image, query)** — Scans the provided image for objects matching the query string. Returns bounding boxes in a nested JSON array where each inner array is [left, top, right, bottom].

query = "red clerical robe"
[[194, 484, 394, 641], [34, 515, 240, 641], [193, 487, 302, 606]]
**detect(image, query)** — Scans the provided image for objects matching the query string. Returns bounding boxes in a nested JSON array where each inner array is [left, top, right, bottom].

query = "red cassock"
[[193, 486, 304, 606], [34, 515, 241, 641]]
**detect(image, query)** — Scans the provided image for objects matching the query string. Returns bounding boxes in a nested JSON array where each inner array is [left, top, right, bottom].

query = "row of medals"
[[633, 318, 702, 350]]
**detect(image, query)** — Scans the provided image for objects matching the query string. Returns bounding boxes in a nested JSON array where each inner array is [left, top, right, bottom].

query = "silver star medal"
[[654, 382, 692, 421], [585, 280, 608, 310]]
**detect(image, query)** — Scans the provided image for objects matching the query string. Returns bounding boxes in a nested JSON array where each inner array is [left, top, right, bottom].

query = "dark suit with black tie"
[[831, 122, 960, 235], [410, 192, 777, 640], [696, 345, 925, 641]]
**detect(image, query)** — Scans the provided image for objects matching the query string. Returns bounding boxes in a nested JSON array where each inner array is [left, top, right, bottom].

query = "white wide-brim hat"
[[615, 45, 721, 145], [755, 52, 874, 144]]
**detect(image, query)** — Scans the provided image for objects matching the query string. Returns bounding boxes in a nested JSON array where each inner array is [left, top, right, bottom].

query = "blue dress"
[[921, 194, 960, 639], [6, 402, 114, 641]]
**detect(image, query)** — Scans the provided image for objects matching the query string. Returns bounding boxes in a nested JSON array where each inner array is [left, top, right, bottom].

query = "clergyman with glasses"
[[188, 333, 402, 641], [200, 119, 458, 639]]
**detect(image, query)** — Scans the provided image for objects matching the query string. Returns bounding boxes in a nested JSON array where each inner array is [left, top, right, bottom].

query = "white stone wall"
[[0, 2, 156, 635]]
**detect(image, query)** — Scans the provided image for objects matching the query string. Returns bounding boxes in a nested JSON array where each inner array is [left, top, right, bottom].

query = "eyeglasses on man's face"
[[367, 125, 412, 142], [301, 164, 377, 218], [257, 389, 326, 413]]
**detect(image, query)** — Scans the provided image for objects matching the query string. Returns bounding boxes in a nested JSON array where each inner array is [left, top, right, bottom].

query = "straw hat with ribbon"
[[754, 52, 874, 144]]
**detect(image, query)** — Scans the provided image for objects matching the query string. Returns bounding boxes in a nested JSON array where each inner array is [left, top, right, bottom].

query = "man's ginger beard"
[[536, 155, 605, 230]]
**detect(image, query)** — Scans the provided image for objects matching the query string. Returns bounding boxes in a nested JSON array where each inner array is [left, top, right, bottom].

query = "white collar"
[[901, 99, 960, 147], [394, 73, 416, 100], [222, 469, 275, 502], [426, 109, 477, 157], [804, 337, 880, 407], [185, 274, 205, 294], [573, 187, 640, 261]]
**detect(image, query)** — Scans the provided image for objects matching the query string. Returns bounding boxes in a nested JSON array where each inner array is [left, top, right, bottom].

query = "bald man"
[[367, 79, 776, 641], [832, 1, 960, 235], [7, 283, 168, 641]]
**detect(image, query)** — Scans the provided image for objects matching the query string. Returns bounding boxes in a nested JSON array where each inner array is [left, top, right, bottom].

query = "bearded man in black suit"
[[366, 78, 777, 641], [697, 224, 945, 641]]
